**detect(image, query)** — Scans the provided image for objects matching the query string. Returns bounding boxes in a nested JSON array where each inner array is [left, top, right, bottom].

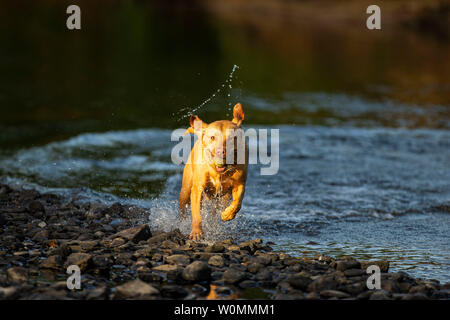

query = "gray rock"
[[248, 262, 263, 274], [182, 261, 211, 281], [153, 264, 179, 272], [65, 253, 92, 271], [356, 291, 373, 300], [114, 252, 134, 266], [336, 260, 361, 271], [381, 279, 400, 293], [32, 229, 49, 242], [256, 270, 273, 281], [239, 280, 258, 288], [165, 254, 190, 266], [205, 243, 225, 253], [320, 290, 351, 299], [360, 260, 389, 273], [308, 276, 338, 292], [0, 286, 19, 299], [28, 201, 45, 215], [92, 254, 113, 268], [161, 240, 179, 249], [160, 285, 189, 299], [223, 268, 247, 284], [288, 274, 312, 291], [86, 286, 109, 300], [305, 292, 320, 300], [49, 243, 72, 258], [402, 293, 430, 300], [344, 269, 365, 277], [211, 271, 224, 281], [369, 289, 392, 300], [208, 255, 225, 267], [39, 255, 62, 270], [112, 224, 152, 243], [6, 267, 28, 284], [114, 279, 159, 299], [239, 240, 261, 253], [102, 202, 125, 217]]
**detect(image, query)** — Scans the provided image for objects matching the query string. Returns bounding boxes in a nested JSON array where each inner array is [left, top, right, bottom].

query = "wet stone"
[[360, 260, 389, 273], [336, 260, 361, 271], [65, 253, 92, 271], [112, 224, 152, 244], [248, 262, 263, 274], [114, 280, 159, 299], [28, 201, 45, 215], [320, 290, 351, 299], [239, 280, 258, 288], [160, 285, 189, 299], [165, 254, 190, 266], [182, 261, 211, 282], [6, 267, 28, 284], [205, 243, 225, 253], [92, 254, 113, 269], [39, 255, 62, 270], [288, 274, 312, 291], [308, 275, 338, 292], [208, 255, 225, 268], [344, 269, 366, 277], [369, 289, 392, 300], [0, 287, 19, 300], [223, 268, 247, 284]]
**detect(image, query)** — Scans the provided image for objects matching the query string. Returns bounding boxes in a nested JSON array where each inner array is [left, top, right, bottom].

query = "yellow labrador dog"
[[179, 103, 248, 240]]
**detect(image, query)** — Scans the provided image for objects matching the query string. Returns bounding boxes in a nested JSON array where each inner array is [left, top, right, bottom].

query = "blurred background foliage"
[[0, 0, 449, 148]]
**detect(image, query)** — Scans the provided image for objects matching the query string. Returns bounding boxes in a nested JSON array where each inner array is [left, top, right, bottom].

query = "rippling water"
[[1, 114, 449, 282]]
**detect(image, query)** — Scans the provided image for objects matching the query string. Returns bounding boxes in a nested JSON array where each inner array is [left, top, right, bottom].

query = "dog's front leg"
[[189, 180, 206, 241], [221, 184, 245, 221]]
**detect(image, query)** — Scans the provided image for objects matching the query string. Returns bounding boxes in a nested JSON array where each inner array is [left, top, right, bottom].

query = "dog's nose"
[[216, 149, 225, 158]]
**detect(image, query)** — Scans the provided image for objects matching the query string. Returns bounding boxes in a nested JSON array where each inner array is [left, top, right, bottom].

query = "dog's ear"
[[184, 115, 207, 136], [232, 103, 245, 126]]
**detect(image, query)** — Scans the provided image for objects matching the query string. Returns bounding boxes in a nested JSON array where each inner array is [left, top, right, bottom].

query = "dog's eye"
[[210, 136, 215, 141]]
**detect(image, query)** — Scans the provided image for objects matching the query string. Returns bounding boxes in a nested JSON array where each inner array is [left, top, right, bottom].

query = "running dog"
[[179, 103, 248, 240]]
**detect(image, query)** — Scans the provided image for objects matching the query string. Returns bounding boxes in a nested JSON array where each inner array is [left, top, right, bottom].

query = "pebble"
[[114, 280, 159, 299], [182, 261, 211, 281]]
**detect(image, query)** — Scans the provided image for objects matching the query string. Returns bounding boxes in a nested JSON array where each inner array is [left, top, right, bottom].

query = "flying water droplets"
[[176, 65, 240, 121]]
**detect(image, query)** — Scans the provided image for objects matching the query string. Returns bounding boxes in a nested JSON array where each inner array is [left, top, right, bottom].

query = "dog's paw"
[[221, 209, 236, 222], [189, 228, 203, 241]]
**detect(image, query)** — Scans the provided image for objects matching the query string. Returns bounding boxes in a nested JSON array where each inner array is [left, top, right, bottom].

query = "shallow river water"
[[1, 121, 449, 282]]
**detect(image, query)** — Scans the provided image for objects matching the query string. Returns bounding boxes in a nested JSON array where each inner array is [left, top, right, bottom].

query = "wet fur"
[[179, 103, 248, 240]]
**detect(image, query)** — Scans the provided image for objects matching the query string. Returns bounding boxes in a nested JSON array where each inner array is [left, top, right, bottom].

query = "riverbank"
[[0, 184, 449, 300]]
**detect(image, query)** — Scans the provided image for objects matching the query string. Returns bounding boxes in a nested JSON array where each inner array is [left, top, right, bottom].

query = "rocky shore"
[[0, 184, 449, 300]]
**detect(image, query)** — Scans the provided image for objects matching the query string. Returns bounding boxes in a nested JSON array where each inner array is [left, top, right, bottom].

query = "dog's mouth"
[[214, 158, 227, 173]]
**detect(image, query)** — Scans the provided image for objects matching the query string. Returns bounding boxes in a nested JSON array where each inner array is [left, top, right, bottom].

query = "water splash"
[[146, 173, 247, 243], [175, 64, 240, 121]]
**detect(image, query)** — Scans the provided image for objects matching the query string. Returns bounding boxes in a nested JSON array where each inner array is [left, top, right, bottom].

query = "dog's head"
[[185, 103, 245, 173]]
